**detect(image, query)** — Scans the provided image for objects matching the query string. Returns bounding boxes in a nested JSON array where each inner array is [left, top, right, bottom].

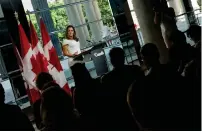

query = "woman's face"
[[67, 27, 74, 38]]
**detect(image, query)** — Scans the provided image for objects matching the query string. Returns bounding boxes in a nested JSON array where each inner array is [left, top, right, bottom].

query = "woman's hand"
[[73, 51, 79, 56], [63, 45, 75, 57]]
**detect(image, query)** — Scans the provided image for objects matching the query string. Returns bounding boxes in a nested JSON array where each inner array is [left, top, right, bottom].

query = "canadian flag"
[[30, 21, 49, 73], [40, 18, 71, 94], [18, 22, 41, 103]]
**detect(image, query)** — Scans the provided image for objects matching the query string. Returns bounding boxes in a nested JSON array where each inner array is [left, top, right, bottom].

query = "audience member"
[[183, 24, 201, 81], [33, 72, 55, 130], [36, 72, 54, 91], [140, 43, 162, 73], [0, 84, 34, 131], [71, 63, 100, 130], [3, 22, 200, 131], [100, 47, 143, 130], [168, 30, 194, 74], [186, 25, 201, 49], [183, 25, 201, 80], [128, 43, 194, 130], [184, 25, 201, 78], [40, 86, 79, 131], [154, 7, 185, 49], [183, 25, 201, 130]]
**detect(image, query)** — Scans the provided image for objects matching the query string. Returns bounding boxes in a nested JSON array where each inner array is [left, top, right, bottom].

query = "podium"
[[73, 42, 109, 77], [91, 48, 108, 76]]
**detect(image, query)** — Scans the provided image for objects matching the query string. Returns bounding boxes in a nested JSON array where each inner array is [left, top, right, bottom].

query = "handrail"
[[175, 9, 201, 17], [26, 0, 96, 15], [49, 19, 103, 35]]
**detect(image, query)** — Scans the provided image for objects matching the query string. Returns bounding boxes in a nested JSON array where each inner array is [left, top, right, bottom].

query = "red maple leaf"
[[36, 52, 49, 73], [30, 55, 40, 81], [49, 47, 63, 71]]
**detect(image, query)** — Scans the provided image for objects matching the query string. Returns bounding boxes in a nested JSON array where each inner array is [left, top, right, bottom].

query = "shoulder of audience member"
[[4, 104, 22, 112], [128, 77, 147, 102], [125, 65, 144, 76], [100, 71, 113, 83], [5, 104, 35, 130], [42, 86, 66, 95], [33, 98, 41, 105], [33, 99, 42, 112], [92, 78, 101, 86], [42, 82, 60, 91], [184, 60, 198, 75], [124, 64, 141, 71]]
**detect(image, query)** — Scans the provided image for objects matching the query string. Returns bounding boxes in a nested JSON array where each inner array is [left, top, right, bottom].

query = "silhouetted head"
[[0, 84, 5, 105], [141, 43, 160, 68], [41, 86, 73, 114], [65, 25, 79, 41], [165, 7, 176, 18], [71, 63, 92, 88], [186, 25, 201, 43], [36, 72, 54, 91], [169, 30, 187, 46], [41, 86, 74, 127], [109, 47, 125, 68]]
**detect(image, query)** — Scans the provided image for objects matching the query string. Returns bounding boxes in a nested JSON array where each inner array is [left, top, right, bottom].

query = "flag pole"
[[14, 11, 20, 25], [26, 10, 31, 26]]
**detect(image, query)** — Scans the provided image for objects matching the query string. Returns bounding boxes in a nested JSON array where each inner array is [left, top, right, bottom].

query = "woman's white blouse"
[[62, 39, 82, 67]]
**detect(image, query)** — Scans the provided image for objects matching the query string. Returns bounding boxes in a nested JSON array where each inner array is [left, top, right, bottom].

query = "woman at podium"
[[62, 25, 83, 67]]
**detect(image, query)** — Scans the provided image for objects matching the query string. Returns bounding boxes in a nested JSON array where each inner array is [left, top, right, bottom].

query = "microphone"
[[86, 40, 92, 42]]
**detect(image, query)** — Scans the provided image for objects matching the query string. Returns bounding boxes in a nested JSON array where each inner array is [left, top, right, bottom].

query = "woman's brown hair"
[[65, 25, 79, 42]]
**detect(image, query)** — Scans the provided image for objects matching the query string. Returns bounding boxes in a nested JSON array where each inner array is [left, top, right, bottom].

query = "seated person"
[[100, 47, 144, 130], [71, 63, 101, 130], [0, 84, 34, 131], [128, 43, 195, 131], [186, 24, 201, 51], [40, 85, 79, 131], [33, 72, 55, 130]]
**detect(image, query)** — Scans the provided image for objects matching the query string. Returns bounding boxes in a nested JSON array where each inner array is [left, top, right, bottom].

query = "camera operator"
[[153, 4, 184, 49]]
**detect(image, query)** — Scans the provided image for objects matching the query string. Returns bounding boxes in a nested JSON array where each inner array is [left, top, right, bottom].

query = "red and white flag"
[[18, 22, 41, 103], [30, 21, 49, 73], [40, 18, 71, 94]]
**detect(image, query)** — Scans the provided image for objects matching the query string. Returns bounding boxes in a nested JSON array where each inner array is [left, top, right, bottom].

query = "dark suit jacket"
[[131, 64, 197, 130], [33, 99, 43, 130], [0, 104, 34, 131], [99, 65, 144, 130]]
